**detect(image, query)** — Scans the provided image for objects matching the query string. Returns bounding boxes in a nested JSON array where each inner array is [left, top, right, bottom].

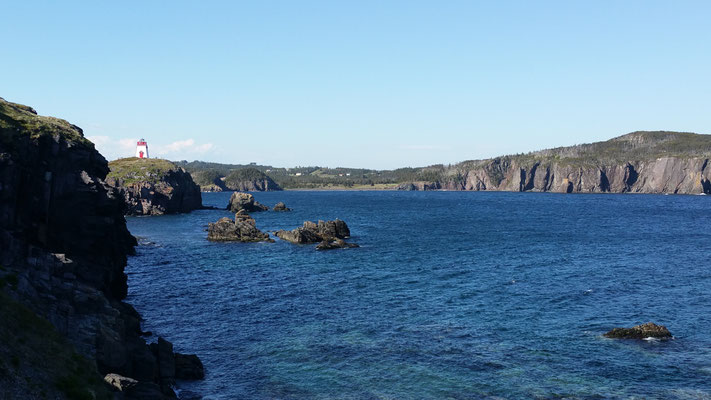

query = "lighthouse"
[[135, 139, 149, 159]]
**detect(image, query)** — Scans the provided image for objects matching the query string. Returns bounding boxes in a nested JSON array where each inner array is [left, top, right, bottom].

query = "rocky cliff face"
[[0, 98, 201, 399], [399, 132, 711, 194], [107, 158, 203, 215]]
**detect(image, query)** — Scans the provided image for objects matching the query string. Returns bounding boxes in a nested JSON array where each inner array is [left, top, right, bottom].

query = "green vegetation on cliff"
[[107, 157, 181, 185], [0, 97, 92, 152], [0, 291, 112, 400]]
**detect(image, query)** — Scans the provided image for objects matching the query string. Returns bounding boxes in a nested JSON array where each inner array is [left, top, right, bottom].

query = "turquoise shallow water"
[[125, 191, 711, 399]]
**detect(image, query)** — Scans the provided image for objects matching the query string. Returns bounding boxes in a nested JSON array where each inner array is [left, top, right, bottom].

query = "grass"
[[108, 157, 180, 185], [0, 291, 112, 400], [0, 98, 92, 153]]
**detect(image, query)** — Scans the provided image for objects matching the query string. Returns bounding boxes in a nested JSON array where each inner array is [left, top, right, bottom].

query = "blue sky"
[[2, 1, 710, 169]]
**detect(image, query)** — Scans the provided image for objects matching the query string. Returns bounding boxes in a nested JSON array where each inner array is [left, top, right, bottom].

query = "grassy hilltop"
[[107, 157, 182, 185]]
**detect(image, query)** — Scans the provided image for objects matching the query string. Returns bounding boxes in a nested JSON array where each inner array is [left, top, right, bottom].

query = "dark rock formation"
[[175, 353, 205, 380], [227, 192, 269, 213], [316, 239, 360, 250], [273, 201, 291, 211], [396, 181, 442, 191], [604, 322, 673, 339], [207, 210, 273, 242], [276, 219, 356, 249], [106, 158, 203, 216], [0, 97, 202, 399]]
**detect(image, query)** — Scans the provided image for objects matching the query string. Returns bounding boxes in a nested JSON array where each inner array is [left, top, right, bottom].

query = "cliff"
[[400, 131, 711, 194], [0, 97, 201, 399], [107, 158, 202, 215]]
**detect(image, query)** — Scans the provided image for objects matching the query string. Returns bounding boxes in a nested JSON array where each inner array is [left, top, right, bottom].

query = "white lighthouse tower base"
[[135, 139, 149, 159]]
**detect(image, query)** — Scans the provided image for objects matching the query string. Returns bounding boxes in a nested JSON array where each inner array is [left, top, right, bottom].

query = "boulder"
[[275, 227, 323, 244], [273, 202, 291, 211], [207, 211, 274, 242], [104, 373, 138, 391], [603, 322, 672, 339], [227, 192, 269, 213], [175, 353, 205, 380]]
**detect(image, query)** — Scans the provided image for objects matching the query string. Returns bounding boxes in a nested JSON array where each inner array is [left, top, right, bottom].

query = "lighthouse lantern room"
[[135, 139, 149, 159]]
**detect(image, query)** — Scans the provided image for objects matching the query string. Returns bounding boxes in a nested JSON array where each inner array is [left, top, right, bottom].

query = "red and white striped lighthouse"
[[135, 139, 149, 159]]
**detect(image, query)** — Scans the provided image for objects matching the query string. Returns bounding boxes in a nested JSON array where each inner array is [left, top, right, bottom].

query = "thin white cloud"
[[87, 136, 137, 160], [155, 139, 214, 156], [87, 136, 214, 160]]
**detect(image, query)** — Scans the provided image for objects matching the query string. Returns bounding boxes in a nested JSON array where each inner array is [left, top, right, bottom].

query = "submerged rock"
[[227, 192, 269, 213], [276, 219, 357, 249], [207, 211, 273, 242], [273, 201, 291, 211], [604, 322, 672, 339], [316, 239, 360, 250]]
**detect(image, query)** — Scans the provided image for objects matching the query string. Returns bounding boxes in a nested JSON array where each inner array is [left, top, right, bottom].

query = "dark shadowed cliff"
[[399, 131, 711, 194], [107, 157, 202, 215], [0, 97, 202, 399]]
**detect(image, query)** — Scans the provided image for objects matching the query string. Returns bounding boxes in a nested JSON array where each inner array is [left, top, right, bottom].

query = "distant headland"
[[177, 131, 711, 195]]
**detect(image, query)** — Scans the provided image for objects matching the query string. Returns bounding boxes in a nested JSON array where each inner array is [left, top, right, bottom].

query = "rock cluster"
[[0, 98, 202, 399], [208, 210, 273, 242], [227, 192, 269, 213], [276, 220, 358, 250], [604, 322, 673, 339]]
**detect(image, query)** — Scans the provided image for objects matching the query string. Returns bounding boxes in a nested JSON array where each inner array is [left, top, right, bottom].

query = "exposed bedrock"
[[404, 157, 711, 194]]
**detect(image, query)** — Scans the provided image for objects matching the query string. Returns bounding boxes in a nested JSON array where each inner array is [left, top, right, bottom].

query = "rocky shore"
[[0, 98, 202, 399], [107, 158, 203, 216]]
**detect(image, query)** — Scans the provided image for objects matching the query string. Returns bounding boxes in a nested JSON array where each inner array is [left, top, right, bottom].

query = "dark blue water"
[[125, 191, 711, 399]]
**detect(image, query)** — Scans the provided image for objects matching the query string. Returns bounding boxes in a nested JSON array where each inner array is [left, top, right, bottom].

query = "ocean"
[[125, 191, 711, 399]]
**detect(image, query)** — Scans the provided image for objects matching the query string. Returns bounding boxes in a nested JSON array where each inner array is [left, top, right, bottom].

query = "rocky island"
[[276, 220, 359, 250], [107, 157, 203, 215], [0, 97, 202, 399]]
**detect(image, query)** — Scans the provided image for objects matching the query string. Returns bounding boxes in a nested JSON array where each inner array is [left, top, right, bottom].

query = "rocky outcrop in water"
[[316, 238, 360, 250], [0, 97, 202, 399], [227, 192, 269, 213], [107, 158, 203, 215], [276, 220, 356, 249], [273, 202, 291, 211], [398, 132, 711, 194], [208, 210, 273, 242], [604, 322, 672, 339]]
